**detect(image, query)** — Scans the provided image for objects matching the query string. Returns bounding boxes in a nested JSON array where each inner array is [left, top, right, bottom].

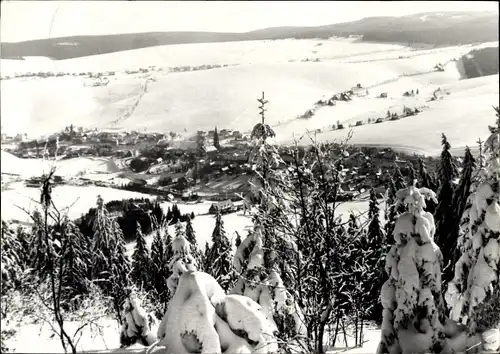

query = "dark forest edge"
[[1, 11, 497, 60]]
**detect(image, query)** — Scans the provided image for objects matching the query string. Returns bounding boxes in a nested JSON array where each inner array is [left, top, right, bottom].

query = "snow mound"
[[155, 271, 278, 354]]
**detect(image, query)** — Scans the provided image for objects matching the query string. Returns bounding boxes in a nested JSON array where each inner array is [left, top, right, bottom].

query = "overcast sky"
[[1, 1, 497, 42]]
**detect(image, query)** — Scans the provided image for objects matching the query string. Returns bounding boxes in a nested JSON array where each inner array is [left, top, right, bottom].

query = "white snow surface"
[[155, 271, 278, 354]]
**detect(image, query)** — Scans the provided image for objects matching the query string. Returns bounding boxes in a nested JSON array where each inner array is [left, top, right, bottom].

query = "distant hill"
[[461, 46, 499, 79], [1, 11, 498, 60]]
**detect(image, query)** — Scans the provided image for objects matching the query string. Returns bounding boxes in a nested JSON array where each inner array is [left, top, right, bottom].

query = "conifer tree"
[[384, 177, 398, 245], [213, 126, 220, 149], [442, 147, 476, 285], [162, 229, 175, 299], [166, 207, 172, 223], [364, 188, 387, 321], [131, 222, 151, 289], [30, 210, 52, 278], [91, 195, 132, 323], [202, 241, 210, 272], [152, 203, 163, 227], [417, 158, 438, 213], [235, 231, 242, 248], [171, 204, 181, 224], [1, 221, 23, 292], [185, 218, 202, 264], [445, 110, 500, 353], [150, 230, 164, 289], [206, 213, 234, 291], [393, 164, 407, 192], [60, 220, 90, 306], [434, 134, 459, 261], [378, 183, 445, 354], [250, 92, 276, 141], [166, 222, 197, 294], [231, 224, 305, 344], [150, 229, 170, 319], [15, 225, 31, 269], [406, 162, 416, 186], [164, 230, 174, 267]]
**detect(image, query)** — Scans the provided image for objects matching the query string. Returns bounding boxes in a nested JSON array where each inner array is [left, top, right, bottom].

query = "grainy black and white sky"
[[1, 1, 497, 42]]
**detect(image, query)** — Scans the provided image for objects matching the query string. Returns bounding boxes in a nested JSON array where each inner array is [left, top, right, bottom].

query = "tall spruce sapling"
[[434, 134, 459, 266], [384, 176, 398, 245], [363, 188, 387, 321], [131, 222, 151, 290], [213, 126, 220, 149], [185, 218, 203, 266], [150, 229, 169, 319], [206, 213, 234, 291], [417, 158, 438, 213], [441, 147, 476, 285]]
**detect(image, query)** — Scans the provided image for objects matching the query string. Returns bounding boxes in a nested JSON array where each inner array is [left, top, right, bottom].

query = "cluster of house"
[[1, 133, 29, 144], [208, 199, 245, 214]]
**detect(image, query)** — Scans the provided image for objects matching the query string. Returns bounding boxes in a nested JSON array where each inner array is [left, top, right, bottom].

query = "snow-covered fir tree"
[[60, 219, 91, 306], [185, 217, 203, 265], [150, 229, 170, 319], [166, 222, 198, 294], [231, 224, 305, 344], [91, 195, 132, 322], [119, 292, 157, 348], [406, 163, 417, 186], [384, 176, 399, 245], [131, 222, 151, 290], [250, 92, 276, 141], [393, 164, 407, 193], [442, 147, 476, 285], [378, 182, 447, 354], [445, 111, 500, 353], [29, 210, 52, 278], [205, 213, 234, 291], [1, 221, 23, 292]]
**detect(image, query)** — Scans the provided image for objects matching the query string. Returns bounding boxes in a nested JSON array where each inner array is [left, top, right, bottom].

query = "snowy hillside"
[[281, 74, 499, 156], [1, 39, 496, 141]]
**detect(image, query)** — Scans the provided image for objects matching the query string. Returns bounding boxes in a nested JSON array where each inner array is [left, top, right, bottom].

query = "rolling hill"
[[1, 11, 497, 60], [2, 38, 497, 143], [280, 74, 500, 156]]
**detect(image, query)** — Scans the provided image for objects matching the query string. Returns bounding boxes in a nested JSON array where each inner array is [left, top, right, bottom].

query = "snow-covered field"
[[4, 316, 381, 354], [1, 38, 497, 144], [0, 38, 407, 75], [0, 183, 154, 223], [0, 150, 122, 177]]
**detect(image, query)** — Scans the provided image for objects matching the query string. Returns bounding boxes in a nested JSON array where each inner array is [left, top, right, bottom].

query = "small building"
[[209, 200, 236, 215], [204, 145, 218, 156]]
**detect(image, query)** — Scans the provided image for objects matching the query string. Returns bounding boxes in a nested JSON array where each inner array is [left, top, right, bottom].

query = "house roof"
[[205, 146, 218, 153]]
